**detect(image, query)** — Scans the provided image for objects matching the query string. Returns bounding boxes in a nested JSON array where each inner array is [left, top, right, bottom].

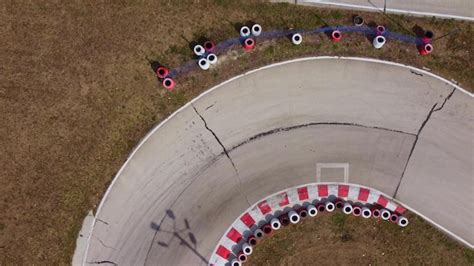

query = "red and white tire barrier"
[[398, 216, 409, 227], [243, 38, 255, 51], [193, 44, 205, 56], [418, 43, 433, 56], [248, 236, 257, 246], [376, 25, 386, 35], [156, 66, 169, 79], [373, 35, 386, 49], [291, 33, 303, 45], [198, 58, 210, 70], [240, 26, 251, 37], [204, 41, 215, 52], [270, 217, 282, 230], [325, 201, 336, 212], [242, 243, 253, 256], [254, 229, 264, 239], [372, 208, 381, 219], [352, 205, 362, 216], [231, 259, 241, 266], [238, 252, 247, 263], [288, 210, 300, 224], [210, 183, 409, 265], [307, 205, 317, 217], [362, 207, 372, 219], [422, 30, 433, 44], [381, 209, 391, 220], [207, 53, 218, 65], [331, 30, 342, 42], [343, 202, 353, 214], [162, 78, 176, 91], [251, 24, 262, 37], [262, 224, 272, 235]]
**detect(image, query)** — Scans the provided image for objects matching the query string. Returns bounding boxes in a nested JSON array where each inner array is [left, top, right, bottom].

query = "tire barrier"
[[307, 205, 317, 217], [238, 252, 247, 263], [372, 208, 381, 219], [251, 24, 262, 37], [198, 58, 210, 70], [343, 202, 353, 214], [193, 44, 205, 56], [254, 229, 264, 239], [331, 30, 342, 42], [243, 38, 256, 51], [279, 214, 291, 226], [288, 210, 300, 224], [317, 203, 326, 212], [270, 217, 282, 230], [325, 201, 336, 212], [155, 66, 169, 79], [381, 209, 391, 220], [362, 207, 372, 219], [398, 216, 409, 227], [352, 205, 362, 216], [207, 53, 218, 65], [204, 41, 216, 52], [418, 43, 433, 56], [298, 208, 308, 218], [423, 30, 434, 44], [373, 35, 386, 49], [376, 25, 386, 36], [240, 26, 251, 37], [353, 15, 364, 27], [157, 20, 441, 91], [390, 213, 399, 224], [162, 78, 176, 91], [242, 243, 253, 256], [210, 183, 409, 265], [248, 236, 257, 246], [262, 224, 272, 235], [291, 33, 303, 45], [231, 259, 241, 266]]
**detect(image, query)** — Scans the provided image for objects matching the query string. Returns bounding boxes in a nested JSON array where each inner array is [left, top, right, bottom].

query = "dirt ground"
[[1, 1, 472, 264], [247, 212, 474, 265]]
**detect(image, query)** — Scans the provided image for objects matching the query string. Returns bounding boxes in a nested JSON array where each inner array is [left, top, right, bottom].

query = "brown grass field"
[[1, 1, 472, 264]]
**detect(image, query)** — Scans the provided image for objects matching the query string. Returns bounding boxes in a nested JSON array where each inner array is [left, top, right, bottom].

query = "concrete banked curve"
[[82, 57, 473, 266]]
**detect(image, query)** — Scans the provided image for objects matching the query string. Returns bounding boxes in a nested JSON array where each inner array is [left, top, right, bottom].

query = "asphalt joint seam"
[[86, 260, 117, 265], [393, 88, 456, 198], [192, 104, 251, 207]]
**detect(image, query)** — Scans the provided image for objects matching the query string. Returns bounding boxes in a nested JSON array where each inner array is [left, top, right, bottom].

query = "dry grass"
[[0, 1, 472, 264], [247, 212, 474, 265]]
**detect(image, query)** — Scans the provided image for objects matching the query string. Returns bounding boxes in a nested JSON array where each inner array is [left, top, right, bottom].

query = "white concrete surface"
[[295, 0, 474, 21], [80, 57, 473, 266]]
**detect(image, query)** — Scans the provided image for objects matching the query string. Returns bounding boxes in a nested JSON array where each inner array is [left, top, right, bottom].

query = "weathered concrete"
[[80, 58, 473, 266]]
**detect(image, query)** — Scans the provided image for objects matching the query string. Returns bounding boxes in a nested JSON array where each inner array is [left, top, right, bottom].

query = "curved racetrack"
[[80, 57, 473, 265]]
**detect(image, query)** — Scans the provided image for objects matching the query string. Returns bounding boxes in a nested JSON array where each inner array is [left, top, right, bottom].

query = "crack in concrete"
[[96, 219, 109, 225], [393, 89, 455, 198], [434, 88, 456, 112], [87, 260, 117, 265], [192, 105, 251, 206], [227, 122, 416, 152], [93, 235, 116, 250], [410, 69, 423, 76]]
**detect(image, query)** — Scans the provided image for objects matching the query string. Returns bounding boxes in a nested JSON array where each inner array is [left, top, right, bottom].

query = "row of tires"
[[230, 199, 408, 266], [156, 17, 435, 91]]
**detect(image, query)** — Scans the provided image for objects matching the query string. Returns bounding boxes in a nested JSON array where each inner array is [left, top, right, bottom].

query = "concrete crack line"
[[86, 260, 117, 265], [192, 105, 251, 206], [96, 218, 109, 225], [434, 88, 456, 112], [92, 235, 116, 250]]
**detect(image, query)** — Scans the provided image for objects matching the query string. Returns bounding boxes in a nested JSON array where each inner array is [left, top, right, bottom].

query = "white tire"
[[288, 210, 300, 224], [240, 26, 251, 37], [270, 217, 281, 230], [381, 209, 391, 220], [398, 216, 409, 227], [362, 207, 372, 218], [307, 205, 317, 217], [325, 201, 335, 212], [207, 53, 218, 65], [291, 33, 303, 45], [242, 243, 253, 255], [197, 58, 209, 70], [251, 24, 262, 36], [373, 35, 386, 49], [193, 44, 205, 56]]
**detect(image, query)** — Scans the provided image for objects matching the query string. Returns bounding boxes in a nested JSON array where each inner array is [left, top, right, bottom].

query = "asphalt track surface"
[[296, 0, 474, 21], [81, 57, 473, 265]]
